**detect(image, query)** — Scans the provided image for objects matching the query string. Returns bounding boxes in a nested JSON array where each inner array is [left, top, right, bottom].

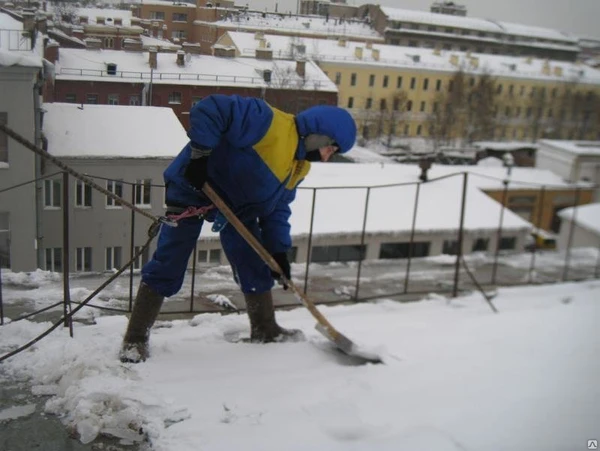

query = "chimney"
[[72, 28, 85, 40], [149, 47, 158, 69], [123, 39, 143, 51], [553, 66, 563, 77], [449, 54, 459, 66], [254, 31, 265, 40], [183, 42, 202, 54], [258, 38, 267, 49], [255, 47, 273, 60], [22, 11, 35, 33], [176, 50, 186, 66], [354, 46, 363, 59], [371, 48, 380, 61], [44, 41, 59, 64], [96, 16, 105, 25], [114, 17, 122, 26], [296, 59, 306, 77]]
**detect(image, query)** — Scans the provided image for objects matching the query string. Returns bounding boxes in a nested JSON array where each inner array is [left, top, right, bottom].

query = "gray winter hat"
[[303, 134, 336, 152]]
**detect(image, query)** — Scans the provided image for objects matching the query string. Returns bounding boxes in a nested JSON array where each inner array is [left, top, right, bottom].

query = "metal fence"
[[1, 167, 599, 327]]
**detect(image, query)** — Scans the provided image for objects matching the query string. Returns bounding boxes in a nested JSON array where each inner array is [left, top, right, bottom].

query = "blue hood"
[[295, 106, 357, 157]]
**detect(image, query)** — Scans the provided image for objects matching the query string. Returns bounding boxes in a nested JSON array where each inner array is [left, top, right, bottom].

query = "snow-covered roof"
[[291, 162, 533, 236], [537, 140, 600, 157], [224, 31, 600, 84], [205, 11, 381, 39], [139, 34, 181, 51], [54, 48, 337, 91], [137, 0, 196, 7], [558, 203, 600, 235], [42, 103, 188, 158], [381, 6, 502, 34], [495, 21, 577, 43], [45, 5, 135, 27]]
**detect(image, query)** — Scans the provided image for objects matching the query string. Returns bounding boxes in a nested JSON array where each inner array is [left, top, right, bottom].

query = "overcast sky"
[[243, 0, 600, 39]]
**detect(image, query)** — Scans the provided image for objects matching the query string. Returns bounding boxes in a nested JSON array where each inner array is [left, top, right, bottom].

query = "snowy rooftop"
[[380, 6, 577, 44], [205, 11, 381, 39], [54, 48, 337, 91], [140, 34, 181, 51], [558, 203, 600, 235], [538, 140, 600, 157], [223, 31, 600, 84], [0, 12, 43, 67], [42, 103, 188, 158]]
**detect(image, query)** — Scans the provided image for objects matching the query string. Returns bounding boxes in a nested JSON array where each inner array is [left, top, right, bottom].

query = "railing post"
[[129, 184, 136, 311], [562, 187, 581, 281], [0, 259, 4, 326], [492, 178, 510, 285], [190, 242, 197, 313], [354, 187, 371, 301], [404, 182, 421, 294], [62, 172, 73, 336], [528, 185, 546, 284], [452, 172, 468, 298], [303, 188, 317, 294]]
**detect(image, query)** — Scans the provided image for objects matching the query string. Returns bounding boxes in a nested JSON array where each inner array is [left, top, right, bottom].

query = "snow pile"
[[1, 281, 599, 450]]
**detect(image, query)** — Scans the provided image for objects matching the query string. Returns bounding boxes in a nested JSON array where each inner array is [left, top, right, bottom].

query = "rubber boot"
[[119, 282, 164, 363], [244, 290, 304, 343]]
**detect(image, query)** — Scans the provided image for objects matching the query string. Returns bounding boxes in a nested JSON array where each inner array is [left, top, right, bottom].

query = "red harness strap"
[[166, 205, 215, 222]]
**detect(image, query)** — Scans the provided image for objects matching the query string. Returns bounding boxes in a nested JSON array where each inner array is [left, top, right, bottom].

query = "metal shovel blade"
[[315, 323, 383, 365]]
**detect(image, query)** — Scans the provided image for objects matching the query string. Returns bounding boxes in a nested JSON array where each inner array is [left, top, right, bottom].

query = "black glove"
[[184, 145, 211, 191], [271, 252, 291, 290]]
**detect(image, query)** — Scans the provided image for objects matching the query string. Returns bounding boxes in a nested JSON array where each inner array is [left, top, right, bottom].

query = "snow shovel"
[[202, 183, 383, 365]]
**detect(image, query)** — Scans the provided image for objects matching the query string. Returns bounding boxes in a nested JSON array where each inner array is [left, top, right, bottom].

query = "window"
[[335, 72, 341, 85], [442, 239, 459, 255], [65, 94, 77, 103], [191, 96, 203, 106], [106, 179, 123, 207], [76, 247, 92, 272], [436, 79, 442, 91], [133, 245, 149, 270], [168, 92, 182, 104], [382, 75, 388, 88], [172, 12, 187, 21], [404, 124, 410, 135], [519, 86, 525, 96], [150, 11, 165, 20], [365, 98, 372, 109], [379, 242, 430, 259], [410, 77, 416, 89], [75, 180, 92, 207], [129, 95, 141, 106], [406, 100, 413, 111], [347, 97, 354, 108], [472, 238, 489, 252], [171, 30, 186, 40], [380, 99, 387, 111], [45, 248, 63, 272], [86, 94, 99, 104], [496, 84, 503, 94], [311, 245, 365, 263], [505, 106, 511, 117], [420, 101, 426, 112], [198, 248, 222, 264], [134, 179, 151, 206], [509, 85, 514, 96], [498, 237, 516, 250], [108, 94, 119, 105], [350, 73, 357, 86], [423, 78, 429, 90], [104, 37, 114, 49], [416, 124, 422, 135], [397, 76, 403, 88], [369, 74, 375, 87], [105, 246, 122, 270], [44, 179, 62, 208], [0, 112, 7, 163], [448, 80, 454, 92]]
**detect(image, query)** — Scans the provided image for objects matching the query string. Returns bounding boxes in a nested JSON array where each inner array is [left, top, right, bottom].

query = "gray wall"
[[0, 65, 40, 271]]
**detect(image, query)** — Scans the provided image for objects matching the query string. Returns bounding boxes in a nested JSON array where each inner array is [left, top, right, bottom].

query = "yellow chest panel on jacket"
[[253, 107, 310, 188]]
